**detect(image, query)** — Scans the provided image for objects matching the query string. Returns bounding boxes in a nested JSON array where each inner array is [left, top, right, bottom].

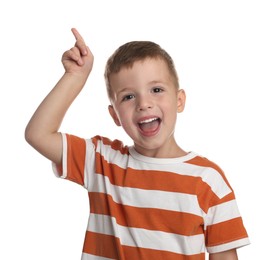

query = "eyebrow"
[[149, 80, 164, 85], [117, 87, 133, 94], [116, 80, 166, 94]]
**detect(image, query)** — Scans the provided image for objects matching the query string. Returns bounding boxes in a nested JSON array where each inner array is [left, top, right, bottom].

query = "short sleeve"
[[52, 133, 96, 189], [187, 155, 250, 253], [204, 191, 250, 253]]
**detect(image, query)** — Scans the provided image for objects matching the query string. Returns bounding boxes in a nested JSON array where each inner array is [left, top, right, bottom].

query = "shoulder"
[[187, 154, 225, 176], [186, 153, 234, 198]]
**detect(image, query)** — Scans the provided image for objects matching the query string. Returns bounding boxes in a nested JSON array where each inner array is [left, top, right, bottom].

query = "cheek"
[[117, 107, 133, 125], [161, 100, 179, 122], [162, 97, 178, 112]]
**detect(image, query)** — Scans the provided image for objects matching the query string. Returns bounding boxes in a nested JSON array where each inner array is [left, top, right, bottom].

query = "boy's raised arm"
[[25, 28, 94, 165]]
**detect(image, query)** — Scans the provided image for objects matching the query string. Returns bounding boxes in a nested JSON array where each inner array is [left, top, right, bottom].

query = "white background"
[[1, 0, 279, 259]]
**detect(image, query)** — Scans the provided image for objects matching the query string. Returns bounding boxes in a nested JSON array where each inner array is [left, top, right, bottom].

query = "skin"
[[108, 58, 187, 158], [25, 28, 238, 260], [25, 28, 93, 165], [209, 249, 238, 260]]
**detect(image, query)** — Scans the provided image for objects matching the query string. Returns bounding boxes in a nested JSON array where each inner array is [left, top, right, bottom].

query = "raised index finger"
[[71, 28, 87, 55], [71, 28, 84, 41]]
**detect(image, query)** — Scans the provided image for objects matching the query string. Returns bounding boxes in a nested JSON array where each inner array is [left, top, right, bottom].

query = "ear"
[[108, 105, 121, 126], [177, 89, 186, 113]]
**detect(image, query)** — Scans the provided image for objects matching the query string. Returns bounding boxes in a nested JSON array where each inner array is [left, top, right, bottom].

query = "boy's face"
[[108, 58, 186, 157]]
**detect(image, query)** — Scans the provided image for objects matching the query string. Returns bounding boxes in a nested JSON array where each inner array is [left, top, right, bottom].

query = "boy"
[[25, 28, 250, 259]]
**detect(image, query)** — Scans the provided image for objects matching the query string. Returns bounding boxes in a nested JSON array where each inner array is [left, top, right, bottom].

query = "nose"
[[136, 95, 153, 111]]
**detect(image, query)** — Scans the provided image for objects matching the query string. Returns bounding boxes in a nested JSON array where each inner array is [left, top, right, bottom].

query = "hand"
[[61, 28, 94, 77]]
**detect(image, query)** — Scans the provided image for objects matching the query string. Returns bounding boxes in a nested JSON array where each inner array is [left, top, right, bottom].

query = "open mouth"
[[138, 117, 161, 136]]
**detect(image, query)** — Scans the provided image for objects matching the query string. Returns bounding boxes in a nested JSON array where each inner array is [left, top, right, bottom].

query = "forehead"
[[109, 58, 172, 88]]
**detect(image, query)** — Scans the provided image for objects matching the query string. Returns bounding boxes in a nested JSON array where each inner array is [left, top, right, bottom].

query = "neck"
[[134, 140, 188, 158]]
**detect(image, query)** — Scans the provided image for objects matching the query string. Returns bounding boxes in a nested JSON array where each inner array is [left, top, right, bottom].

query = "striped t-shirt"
[[53, 134, 250, 259]]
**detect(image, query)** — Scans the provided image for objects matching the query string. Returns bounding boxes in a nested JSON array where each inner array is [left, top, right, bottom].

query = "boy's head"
[[104, 41, 179, 100], [104, 41, 186, 157]]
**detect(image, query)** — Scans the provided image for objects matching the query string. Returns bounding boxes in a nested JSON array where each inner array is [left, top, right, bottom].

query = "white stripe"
[[52, 133, 68, 178], [87, 213, 206, 255], [82, 253, 114, 260], [205, 200, 241, 226], [129, 146, 198, 163], [61, 133, 68, 178], [207, 237, 250, 253], [95, 139, 129, 168], [95, 141, 232, 199], [84, 138, 96, 189], [87, 173, 203, 216]]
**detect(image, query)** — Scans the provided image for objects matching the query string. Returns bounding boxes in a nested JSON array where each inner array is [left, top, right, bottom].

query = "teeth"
[[139, 117, 158, 124]]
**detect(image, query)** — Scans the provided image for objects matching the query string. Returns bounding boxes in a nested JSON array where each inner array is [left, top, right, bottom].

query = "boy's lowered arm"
[[209, 249, 238, 260], [25, 28, 93, 165]]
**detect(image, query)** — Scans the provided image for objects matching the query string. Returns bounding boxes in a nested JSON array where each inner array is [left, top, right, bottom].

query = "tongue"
[[139, 119, 160, 132]]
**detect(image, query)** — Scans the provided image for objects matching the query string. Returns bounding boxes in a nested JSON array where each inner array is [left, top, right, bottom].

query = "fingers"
[[62, 28, 93, 69], [71, 28, 84, 41], [69, 47, 84, 66], [71, 28, 88, 56], [62, 46, 84, 66]]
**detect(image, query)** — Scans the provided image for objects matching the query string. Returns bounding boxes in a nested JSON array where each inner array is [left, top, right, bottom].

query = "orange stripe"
[[93, 138, 235, 212], [206, 217, 248, 246], [95, 153, 207, 194], [89, 192, 204, 236], [187, 156, 232, 189], [95, 153, 226, 212], [92, 136, 129, 155], [199, 187, 236, 213], [66, 134, 86, 185], [83, 231, 205, 260], [83, 231, 125, 259]]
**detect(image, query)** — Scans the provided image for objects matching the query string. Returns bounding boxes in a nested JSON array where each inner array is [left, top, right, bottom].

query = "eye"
[[122, 94, 135, 101], [152, 87, 163, 93]]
